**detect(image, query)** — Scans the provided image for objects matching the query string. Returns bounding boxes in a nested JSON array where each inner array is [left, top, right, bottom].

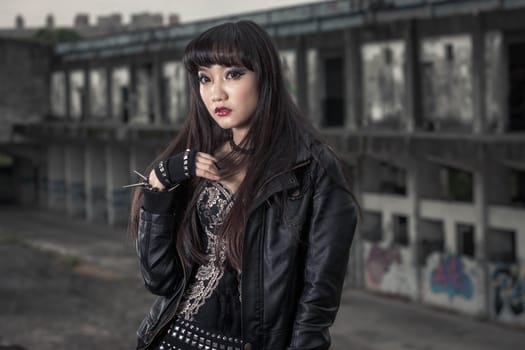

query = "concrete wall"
[[0, 39, 50, 129]]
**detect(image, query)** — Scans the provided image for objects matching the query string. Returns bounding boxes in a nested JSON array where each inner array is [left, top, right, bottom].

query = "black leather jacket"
[[135, 141, 357, 350]]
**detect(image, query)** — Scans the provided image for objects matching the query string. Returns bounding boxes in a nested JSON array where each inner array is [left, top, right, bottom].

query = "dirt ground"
[[0, 233, 155, 350]]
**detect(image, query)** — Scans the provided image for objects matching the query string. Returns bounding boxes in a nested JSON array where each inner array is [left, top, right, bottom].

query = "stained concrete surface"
[[0, 206, 524, 350]]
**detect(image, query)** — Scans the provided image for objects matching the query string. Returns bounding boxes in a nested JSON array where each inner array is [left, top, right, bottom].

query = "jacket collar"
[[248, 140, 313, 213]]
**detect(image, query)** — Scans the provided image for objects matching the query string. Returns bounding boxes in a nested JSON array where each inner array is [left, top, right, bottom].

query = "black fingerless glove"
[[154, 149, 197, 188]]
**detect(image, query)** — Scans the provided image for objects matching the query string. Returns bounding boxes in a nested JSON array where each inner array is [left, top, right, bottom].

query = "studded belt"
[[157, 317, 244, 350]]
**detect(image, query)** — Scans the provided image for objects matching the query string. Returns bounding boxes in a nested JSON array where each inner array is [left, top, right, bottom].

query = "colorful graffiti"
[[365, 244, 401, 287], [492, 264, 525, 316], [430, 255, 473, 300]]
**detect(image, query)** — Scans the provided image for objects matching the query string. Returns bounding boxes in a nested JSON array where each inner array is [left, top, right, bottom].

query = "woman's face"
[[198, 64, 258, 141]]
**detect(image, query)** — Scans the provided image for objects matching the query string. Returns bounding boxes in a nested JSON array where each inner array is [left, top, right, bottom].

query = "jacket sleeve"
[[136, 187, 186, 297], [287, 158, 357, 350]]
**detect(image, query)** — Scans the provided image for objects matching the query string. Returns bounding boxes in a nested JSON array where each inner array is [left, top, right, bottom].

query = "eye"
[[197, 74, 210, 84], [225, 69, 246, 80]]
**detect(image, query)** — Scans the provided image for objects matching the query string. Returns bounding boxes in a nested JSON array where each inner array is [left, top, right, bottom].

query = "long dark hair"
[[129, 20, 319, 270]]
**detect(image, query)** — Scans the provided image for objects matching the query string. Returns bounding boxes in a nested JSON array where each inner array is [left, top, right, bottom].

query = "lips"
[[215, 107, 232, 117]]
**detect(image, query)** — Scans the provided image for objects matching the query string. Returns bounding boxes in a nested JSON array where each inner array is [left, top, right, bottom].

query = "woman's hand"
[[149, 152, 220, 190]]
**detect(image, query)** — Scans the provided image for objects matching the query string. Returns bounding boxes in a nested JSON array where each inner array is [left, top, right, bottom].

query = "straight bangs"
[[183, 22, 257, 75]]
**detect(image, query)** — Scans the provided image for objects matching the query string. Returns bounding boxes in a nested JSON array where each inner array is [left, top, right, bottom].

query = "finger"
[[195, 156, 220, 173], [196, 152, 218, 163], [195, 167, 221, 181], [195, 161, 220, 177]]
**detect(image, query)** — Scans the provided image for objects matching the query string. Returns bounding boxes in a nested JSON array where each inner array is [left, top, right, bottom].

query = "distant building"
[[168, 14, 180, 26], [74, 14, 90, 29], [15, 15, 24, 30], [0, 11, 175, 40], [45, 14, 54, 30], [130, 13, 163, 29]]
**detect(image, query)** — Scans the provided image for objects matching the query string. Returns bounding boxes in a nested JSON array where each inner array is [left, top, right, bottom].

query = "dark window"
[[121, 86, 129, 123], [384, 47, 393, 65], [456, 223, 475, 258], [440, 166, 473, 202], [445, 43, 454, 62], [361, 211, 382, 242], [393, 215, 409, 246], [488, 229, 516, 263], [322, 56, 345, 127], [507, 41, 525, 131], [379, 162, 407, 195], [419, 219, 445, 265], [510, 169, 525, 206]]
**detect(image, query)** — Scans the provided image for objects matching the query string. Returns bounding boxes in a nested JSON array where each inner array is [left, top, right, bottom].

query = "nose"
[[211, 81, 227, 102]]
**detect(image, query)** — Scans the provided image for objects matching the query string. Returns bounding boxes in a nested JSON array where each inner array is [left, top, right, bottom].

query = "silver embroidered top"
[[176, 181, 239, 321]]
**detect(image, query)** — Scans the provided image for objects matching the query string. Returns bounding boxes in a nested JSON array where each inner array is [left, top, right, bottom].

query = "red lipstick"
[[215, 107, 232, 117]]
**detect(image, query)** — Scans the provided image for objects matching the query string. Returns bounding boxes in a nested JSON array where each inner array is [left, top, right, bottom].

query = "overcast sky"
[[1, 0, 322, 28]]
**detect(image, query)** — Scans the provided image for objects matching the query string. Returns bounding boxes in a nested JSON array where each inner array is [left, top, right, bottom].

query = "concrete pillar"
[[106, 66, 113, 120], [307, 48, 322, 127], [296, 36, 308, 116], [65, 146, 85, 218], [344, 28, 363, 131], [65, 70, 71, 119], [404, 20, 422, 132], [129, 63, 137, 124], [85, 145, 107, 223], [407, 158, 422, 302], [352, 155, 365, 288], [152, 57, 163, 125], [472, 16, 486, 134], [106, 145, 130, 226], [83, 65, 91, 121], [47, 145, 66, 211], [474, 159, 489, 317]]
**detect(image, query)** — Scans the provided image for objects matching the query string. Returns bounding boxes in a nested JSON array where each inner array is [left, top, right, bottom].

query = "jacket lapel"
[[249, 158, 311, 213]]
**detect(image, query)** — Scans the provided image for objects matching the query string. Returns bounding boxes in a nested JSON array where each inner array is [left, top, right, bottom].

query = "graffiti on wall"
[[423, 252, 484, 315], [430, 254, 473, 300], [364, 242, 417, 297], [492, 264, 525, 318], [365, 244, 401, 286]]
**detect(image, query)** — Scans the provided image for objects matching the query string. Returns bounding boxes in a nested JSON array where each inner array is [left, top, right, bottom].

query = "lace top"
[[175, 181, 242, 336]]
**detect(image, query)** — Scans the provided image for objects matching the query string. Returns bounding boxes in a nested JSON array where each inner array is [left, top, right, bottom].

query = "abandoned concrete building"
[[1, 0, 524, 328]]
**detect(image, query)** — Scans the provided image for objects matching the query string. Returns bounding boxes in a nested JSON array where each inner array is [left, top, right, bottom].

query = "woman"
[[128, 20, 357, 350]]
